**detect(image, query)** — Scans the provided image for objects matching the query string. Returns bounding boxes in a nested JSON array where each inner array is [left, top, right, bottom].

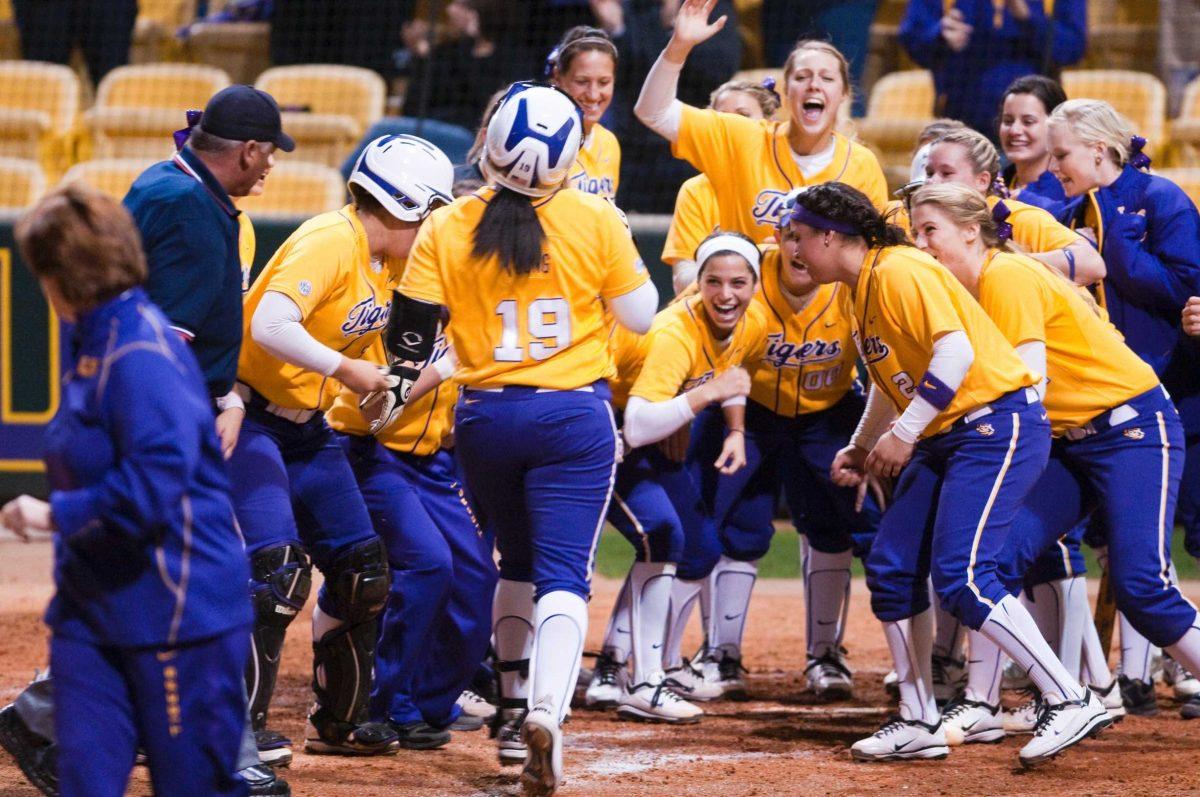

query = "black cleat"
[[389, 721, 451, 750], [240, 763, 291, 796], [1118, 674, 1158, 716], [253, 728, 293, 768], [0, 703, 57, 797]]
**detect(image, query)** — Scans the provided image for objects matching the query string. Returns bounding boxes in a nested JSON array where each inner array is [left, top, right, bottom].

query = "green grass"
[[593, 522, 1200, 581]]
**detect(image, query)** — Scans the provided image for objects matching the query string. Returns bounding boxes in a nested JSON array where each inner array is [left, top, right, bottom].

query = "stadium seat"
[[237, 161, 346, 218], [0, 156, 45, 210], [255, 66, 386, 166], [83, 64, 230, 160], [856, 69, 935, 179], [1062, 70, 1167, 156], [1154, 167, 1200, 212], [132, 0, 197, 63], [1169, 77, 1200, 168], [60, 158, 157, 202], [186, 21, 271, 85], [0, 61, 81, 175]]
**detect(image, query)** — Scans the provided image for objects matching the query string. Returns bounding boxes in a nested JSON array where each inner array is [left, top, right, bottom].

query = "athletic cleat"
[[1118, 675, 1158, 716], [303, 711, 400, 756], [1001, 658, 1032, 690], [584, 653, 625, 710], [617, 675, 703, 724], [448, 713, 485, 732], [389, 720, 452, 749], [1181, 694, 1200, 720], [240, 763, 291, 796], [457, 689, 497, 722], [0, 702, 57, 797], [1163, 656, 1200, 701], [1018, 689, 1111, 768], [1002, 691, 1041, 734], [1091, 679, 1126, 723], [932, 655, 967, 704], [254, 728, 293, 768], [494, 708, 526, 766], [715, 653, 749, 701], [850, 716, 949, 761], [940, 696, 1005, 745], [883, 669, 900, 700], [665, 657, 723, 702], [805, 651, 853, 700], [520, 699, 563, 797]]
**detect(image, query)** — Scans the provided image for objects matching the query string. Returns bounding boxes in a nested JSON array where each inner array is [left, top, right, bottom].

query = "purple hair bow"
[[173, 109, 202, 151], [990, 176, 1010, 198], [992, 199, 1013, 244], [1129, 135, 1152, 171], [761, 76, 778, 95]]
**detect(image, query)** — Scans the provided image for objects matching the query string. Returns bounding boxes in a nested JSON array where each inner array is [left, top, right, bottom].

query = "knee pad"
[[247, 542, 312, 727], [322, 537, 390, 626]]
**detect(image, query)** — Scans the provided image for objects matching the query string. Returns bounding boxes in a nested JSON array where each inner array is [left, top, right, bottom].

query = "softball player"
[[635, 0, 888, 245], [548, 25, 621, 202], [227, 135, 454, 757], [663, 77, 781, 293], [793, 182, 1110, 766], [999, 75, 1070, 215], [1049, 99, 1200, 717], [395, 83, 657, 796], [586, 232, 764, 719]]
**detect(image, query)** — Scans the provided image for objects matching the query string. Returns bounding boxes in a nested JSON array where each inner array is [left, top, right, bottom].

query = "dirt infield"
[[3, 538, 1200, 797]]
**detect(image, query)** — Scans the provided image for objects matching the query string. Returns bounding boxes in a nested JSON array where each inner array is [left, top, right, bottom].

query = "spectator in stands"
[[760, 0, 879, 116], [271, 0, 415, 78], [998, 74, 1069, 215], [12, 0, 136, 86], [899, 0, 1086, 142]]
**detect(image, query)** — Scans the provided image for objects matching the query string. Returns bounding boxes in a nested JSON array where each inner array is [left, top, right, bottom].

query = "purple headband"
[[789, 204, 861, 236], [1129, 135, 1152, 171], [173, 109, 202, 151], [991, 200, 1013, 244]]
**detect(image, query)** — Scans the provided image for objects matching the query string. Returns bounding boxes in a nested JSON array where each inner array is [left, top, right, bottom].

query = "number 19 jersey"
[[400, 187, 650, 390]]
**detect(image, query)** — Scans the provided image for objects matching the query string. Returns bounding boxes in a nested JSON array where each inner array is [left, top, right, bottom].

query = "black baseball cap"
[[199, 84, 295, 152]]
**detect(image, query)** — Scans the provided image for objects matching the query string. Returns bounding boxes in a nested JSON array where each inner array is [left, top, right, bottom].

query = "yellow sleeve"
[[263, 229, 349, 317], [740, 303, 769, 372], [598, 202, 651, 300], [855, 147, 890, 212], [980, 261, 1048, 347], [398, 210, 446, 305], [878, 266, 965, 346], [673, 105, 757, 179], [663, 176, 719, 265], [630, 324, 695, 403], [1010, 202, 1081, 253]]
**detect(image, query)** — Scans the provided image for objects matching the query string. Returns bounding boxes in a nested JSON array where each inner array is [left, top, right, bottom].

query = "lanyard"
[[172, 153, 238, 218]]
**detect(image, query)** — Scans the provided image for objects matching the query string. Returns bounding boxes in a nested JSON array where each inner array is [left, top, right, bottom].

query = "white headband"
[[695, 234, 761, 278]]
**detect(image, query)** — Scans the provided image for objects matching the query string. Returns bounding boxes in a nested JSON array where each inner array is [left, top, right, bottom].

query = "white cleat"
[[805, 651, 854, 700], [850, 716, 949, 762], [1091, 679, 1127, 723], [617, 675, 703, 724], [584, 654, 625, 710], [1003, 692, 1040, 735], [940, 696, 1005, 745], [932, 655, 966, 704], [520, 699, 563, 797], [664, 658, 724, 702], [1018, 690, 1112, 768], [1163, 656, 1200, 701], [457, 690, 497, 722]]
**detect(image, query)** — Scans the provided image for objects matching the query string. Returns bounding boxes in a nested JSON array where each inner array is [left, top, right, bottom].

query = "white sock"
[[1053, 577, 1089, 681], [981, 595, 1084, 704], [600, 572, 632, 664], [1165, 624, 1200, 680], [933, 594, 965, 661], [664, 578, 702, 669], [1081, 604, 1112, 687], [803, 546, 853, 659], [711, 555, 758, 660], [1025, 583, 1062, 653], [965, 629, 1003, 705], [493, 578, 536, 703], [883, 609, 937, 723], [1120, 612, 1157, 683], [528, 590, 588, 724], [629, 562, 675, 683]]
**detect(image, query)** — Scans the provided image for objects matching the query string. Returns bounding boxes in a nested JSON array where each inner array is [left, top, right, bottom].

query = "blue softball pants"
[[607, 437, 699, 564]]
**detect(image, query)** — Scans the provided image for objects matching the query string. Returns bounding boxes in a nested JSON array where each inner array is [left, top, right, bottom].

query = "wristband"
[[916, 370, 955, 411], [1064, 248, 1076, 281]]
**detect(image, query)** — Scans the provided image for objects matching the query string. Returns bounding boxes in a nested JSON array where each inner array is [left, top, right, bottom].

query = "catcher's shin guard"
[[247, 543, 313, 730]]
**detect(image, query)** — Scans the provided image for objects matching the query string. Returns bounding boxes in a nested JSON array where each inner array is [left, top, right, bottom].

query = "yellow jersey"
[[853, 246, 1037, 437], [400, 187, 649, 390], [237, 211, 256, 293], [239, 205, 399, 411], [607, 322, 650, 411], [663, 174, 720, 266], [630, 294, 768, 403], [570, 123, 620, 201], [674, 104, 888, 244], [751, 247, 858, 416], [326, 333, 457, 456], [977, 251, 1157, 434], [987, 195, 1080, 254]]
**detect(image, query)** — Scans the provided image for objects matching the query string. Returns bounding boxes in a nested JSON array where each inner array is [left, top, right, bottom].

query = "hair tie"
[[173, 109, 202, 151], [542, 45, 560, 78], [990, 176, 1010, 198], [1129, 135, 1152, 171], [761, 76, 779, 96], [992, 200, 1013, 244]]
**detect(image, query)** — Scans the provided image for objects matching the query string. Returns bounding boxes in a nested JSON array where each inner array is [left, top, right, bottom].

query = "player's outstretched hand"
[[830, 444, 867, 488], [866, 430, 914, 479], [1, 495, 54, 541], [667, 0, 728, 60], [714, 429, 746, 475], [1183, 296, 1200, 337], [335, 356, 391, 395]]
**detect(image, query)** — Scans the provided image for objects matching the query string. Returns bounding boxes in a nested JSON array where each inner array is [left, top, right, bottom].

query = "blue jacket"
[[1061, 165, 1200, 434], [44, 288, 251, 648], [123, 147, 243, 399], [1003, 164, 1067, 217], [900, 0, 1086, 137]]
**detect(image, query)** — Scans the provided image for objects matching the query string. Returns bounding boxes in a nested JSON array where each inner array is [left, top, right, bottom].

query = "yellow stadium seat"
[[857, 70, 936, 174], [1061, 70, 1167, 156], [83, 107, 184, 160], [0, 61, 81, 175], [0, 156, 45, 209], [185, 21, 271, 85], [237, 161, 346, 219], [60, 158, 156, 202], [132, 0, 197, 63], [255, 65, 386, 165], [1154, 167, 1200, 211], [1168, 77, 1200, 167]]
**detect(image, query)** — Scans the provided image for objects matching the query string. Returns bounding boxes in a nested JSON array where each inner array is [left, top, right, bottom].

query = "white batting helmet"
[[348, 134, 454, 222], [481, 82, 583, 197]]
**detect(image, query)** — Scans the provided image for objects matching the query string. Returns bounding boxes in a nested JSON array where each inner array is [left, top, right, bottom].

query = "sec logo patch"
[[1123, 427, 1145, 440], [976, 423, 995, 437], [298, 280, 313, 296]]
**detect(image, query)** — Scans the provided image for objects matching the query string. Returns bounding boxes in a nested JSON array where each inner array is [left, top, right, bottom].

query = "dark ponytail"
[[472, 187, 546, 275], [792, 182, 911, 248]]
